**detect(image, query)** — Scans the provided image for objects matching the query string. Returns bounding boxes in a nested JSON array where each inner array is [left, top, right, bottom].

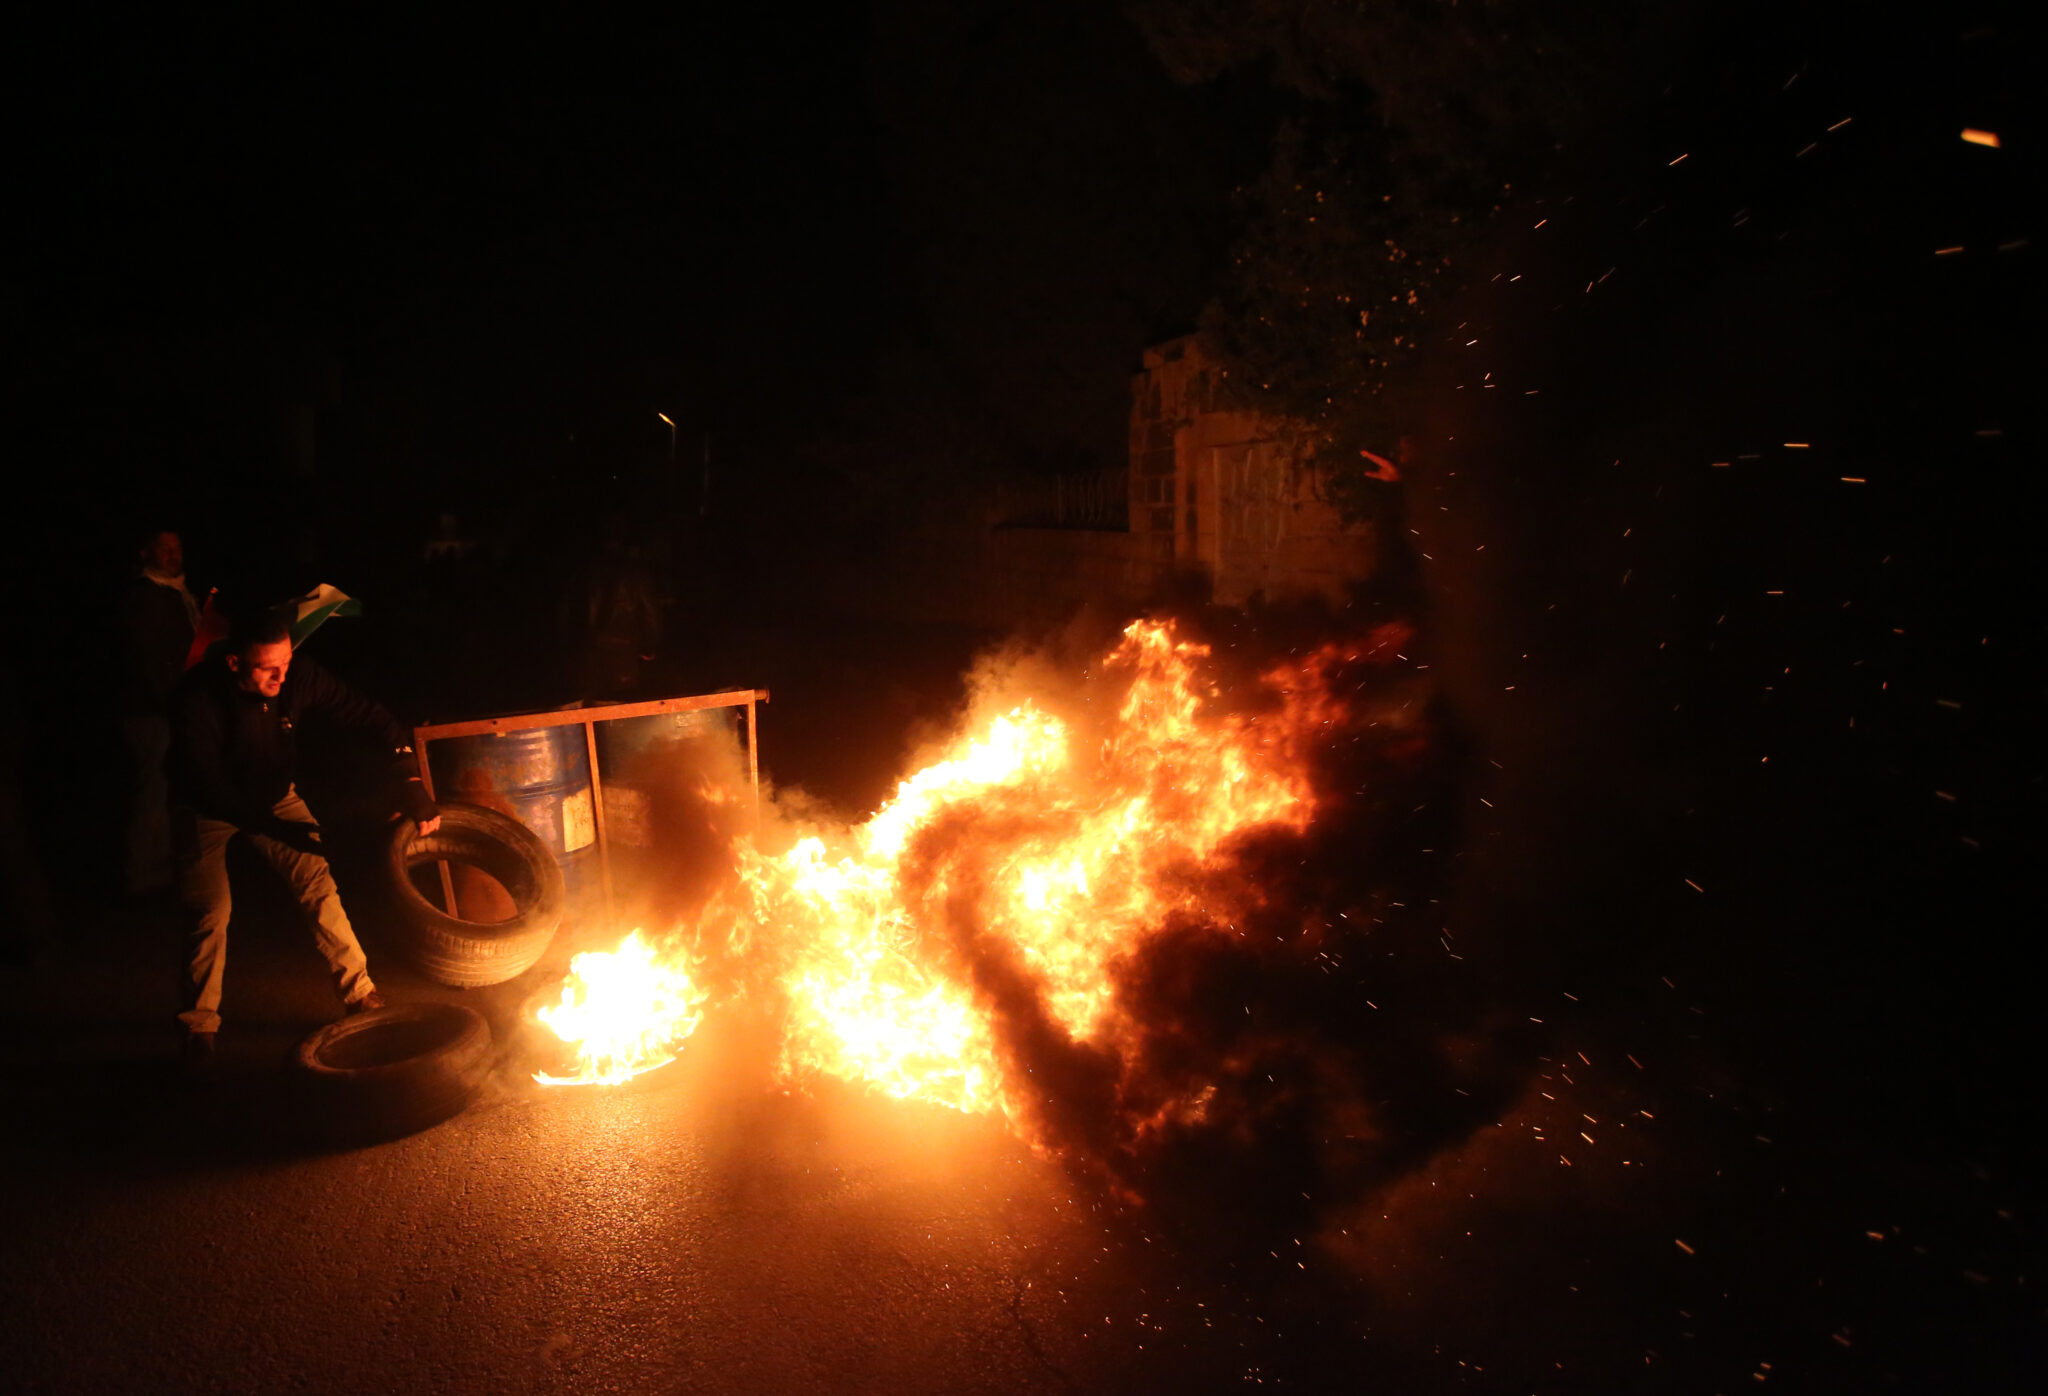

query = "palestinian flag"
[[183, 584, 364, 669], [286, 584, 363, 646]]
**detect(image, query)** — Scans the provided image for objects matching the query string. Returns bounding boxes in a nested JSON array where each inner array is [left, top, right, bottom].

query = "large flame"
[[536, 619, 1350, 1124]]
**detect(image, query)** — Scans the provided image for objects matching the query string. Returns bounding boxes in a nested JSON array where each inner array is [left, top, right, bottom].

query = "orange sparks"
[[1959, 128, 2000, 148]]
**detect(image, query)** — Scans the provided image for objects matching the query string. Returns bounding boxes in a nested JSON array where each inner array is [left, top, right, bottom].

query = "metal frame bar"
[[411, 688, 769, 929], [580, 718, 615, 919]]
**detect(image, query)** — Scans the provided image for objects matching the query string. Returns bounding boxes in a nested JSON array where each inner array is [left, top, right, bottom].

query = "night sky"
[[14, 5, 1253, 569], [5, 1, 2042, 1385]]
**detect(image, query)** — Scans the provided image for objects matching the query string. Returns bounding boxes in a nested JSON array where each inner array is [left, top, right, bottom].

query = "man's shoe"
[[344, 991, 387, 1016]]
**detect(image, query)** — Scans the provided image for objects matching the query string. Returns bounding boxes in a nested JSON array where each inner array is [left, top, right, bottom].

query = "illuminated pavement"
[[0, 906, 1365, 1394], [2, 894, 2038, 1392]]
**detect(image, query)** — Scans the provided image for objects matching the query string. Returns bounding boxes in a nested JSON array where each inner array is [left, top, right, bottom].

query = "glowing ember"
[[536, 619, 1356, 1130], [533, 930, 708, 1085]]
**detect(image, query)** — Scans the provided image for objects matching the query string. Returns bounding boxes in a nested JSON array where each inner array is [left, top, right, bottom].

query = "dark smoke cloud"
[[838, 606, 1526, 1251]]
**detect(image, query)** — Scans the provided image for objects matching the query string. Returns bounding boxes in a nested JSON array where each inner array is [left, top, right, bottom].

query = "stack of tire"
[[288, 804, 562, 1145]]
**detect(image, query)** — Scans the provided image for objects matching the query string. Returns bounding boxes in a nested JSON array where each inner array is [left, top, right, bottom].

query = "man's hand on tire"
[[274, 821, 324, 853], [390, 807, 441, 836], [399, 775, 439, 836]]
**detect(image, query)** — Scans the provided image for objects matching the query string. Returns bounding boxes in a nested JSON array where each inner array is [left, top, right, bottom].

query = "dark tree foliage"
[[1129, 0, 1692, 512]]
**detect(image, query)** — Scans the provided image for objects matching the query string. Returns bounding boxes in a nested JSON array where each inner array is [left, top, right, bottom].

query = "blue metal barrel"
[[593, 707, 744, 923], [594, 707, 740, 853], [428, 724, 599, 923], [596, 708, 737, 787]]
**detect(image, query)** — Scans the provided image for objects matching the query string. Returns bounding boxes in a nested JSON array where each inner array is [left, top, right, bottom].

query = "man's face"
[[142, 532, 183, 576], [228, 638, 292, 697]]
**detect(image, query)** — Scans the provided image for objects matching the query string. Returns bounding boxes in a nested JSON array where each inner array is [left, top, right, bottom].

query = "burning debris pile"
[[533, 930, 709, 1087], [535, 616, 1470, 1204]]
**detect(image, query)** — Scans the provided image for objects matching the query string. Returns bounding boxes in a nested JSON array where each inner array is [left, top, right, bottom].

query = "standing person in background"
[[168, 606, 439, 1062], [574, 516, 663, 699], [120, 528, 199, 897]]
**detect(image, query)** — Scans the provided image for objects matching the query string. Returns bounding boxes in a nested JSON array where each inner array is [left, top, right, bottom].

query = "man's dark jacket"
[[120, 577, 196, 716], [168, 653, 434, 833]]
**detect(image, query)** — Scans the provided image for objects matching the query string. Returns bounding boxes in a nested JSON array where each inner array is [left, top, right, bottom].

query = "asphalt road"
[[4, 877, 2039, 1394], [0, 896, 1381, 1395]]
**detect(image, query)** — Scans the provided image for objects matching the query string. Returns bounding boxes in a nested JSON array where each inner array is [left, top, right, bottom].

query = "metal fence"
[[994, 467, 1130, 531]]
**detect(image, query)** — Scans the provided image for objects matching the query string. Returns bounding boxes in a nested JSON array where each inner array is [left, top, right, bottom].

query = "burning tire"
[[386, 804, 565, 987], [292, 1002, 493, 1142]]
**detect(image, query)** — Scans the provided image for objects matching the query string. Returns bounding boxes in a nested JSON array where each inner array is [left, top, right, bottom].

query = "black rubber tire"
[[292, 1002, 493, 1143], [386, 803, 565, 988]]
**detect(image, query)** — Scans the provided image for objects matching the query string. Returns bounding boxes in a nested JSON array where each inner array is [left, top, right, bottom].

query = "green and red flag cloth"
[[287, 584, 363, 646], [182, 583, 364, 669]]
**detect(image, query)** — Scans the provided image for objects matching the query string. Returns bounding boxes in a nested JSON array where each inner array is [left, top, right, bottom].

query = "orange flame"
[[533, 930, 709, 1085], [536, 619, 1351, 1125]]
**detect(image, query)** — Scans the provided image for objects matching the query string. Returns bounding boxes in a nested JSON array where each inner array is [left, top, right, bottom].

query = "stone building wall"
[[878, 336, 1378, 629], [1128, 335, 1376, 608]]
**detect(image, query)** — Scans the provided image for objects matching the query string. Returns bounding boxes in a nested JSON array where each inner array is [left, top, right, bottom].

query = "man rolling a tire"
[[168, 605, 439, 1062]]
